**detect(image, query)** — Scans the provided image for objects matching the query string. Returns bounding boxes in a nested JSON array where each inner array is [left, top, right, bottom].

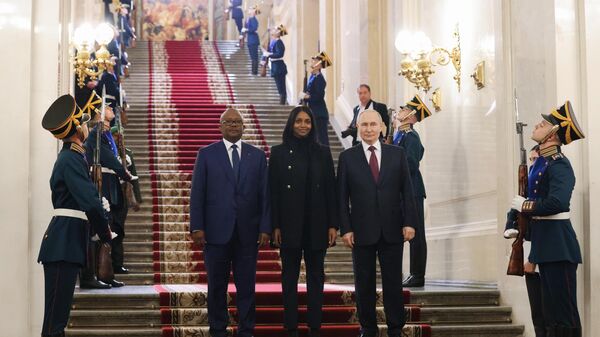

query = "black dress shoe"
[[113, 266, 129, 274], [105, 279, 126, 288], [80, 277, 112, 289], [309, 328, 320, 337], [402, 274, 425, 287]]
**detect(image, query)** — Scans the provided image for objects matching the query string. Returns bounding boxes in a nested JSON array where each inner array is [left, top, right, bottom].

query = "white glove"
[[511, 195, 526, 212], [503, 228, 519, 239], [126, 154, 132, 167], [241, 27, 248, 33], [91, 231, 118, 242], [298, 91, 306, 100], [130, 175, 139, 181], [262, 51, 272, 57], [102, 197, 111, 213]]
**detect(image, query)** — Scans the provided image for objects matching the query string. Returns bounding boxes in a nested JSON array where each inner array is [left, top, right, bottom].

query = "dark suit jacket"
[[269, 142, 338, 249], [190, 141, 271, 245], [337, 143, 417, 246], [269, 39, 287, 77], [38, 143, 112, 266], [522, 153, 582, 264], [349, 100, 389, 144], [306, 73, 328, 119], [85, 126, 130, 206], [246, 16, 259, 46], [397, 129, 426, 198]]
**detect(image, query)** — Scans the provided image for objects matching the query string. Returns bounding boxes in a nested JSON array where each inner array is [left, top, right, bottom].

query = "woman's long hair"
[[282, 105, 319, 145]]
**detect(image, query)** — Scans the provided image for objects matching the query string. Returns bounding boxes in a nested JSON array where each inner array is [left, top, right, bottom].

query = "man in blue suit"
[[190, 108, 271, 337]]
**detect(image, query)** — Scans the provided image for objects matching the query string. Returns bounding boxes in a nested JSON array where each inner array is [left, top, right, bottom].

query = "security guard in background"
[[242, 5, 260, 75], [509, 101, 584, 337], [391, 95, 431, 288], [85, 100, 136, 284], [265, 25, 288, 105], [39, 94, 113, 337], [301, 51, 332, 146]]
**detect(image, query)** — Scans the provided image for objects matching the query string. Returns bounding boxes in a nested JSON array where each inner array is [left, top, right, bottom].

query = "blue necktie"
[[231, 144, 240, 182]]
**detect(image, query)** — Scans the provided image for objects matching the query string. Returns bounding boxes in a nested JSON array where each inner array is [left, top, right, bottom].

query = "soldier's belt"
[[53, 208, 87, 221], [270, 58, 284, 61], [531, 212, 570, 220]]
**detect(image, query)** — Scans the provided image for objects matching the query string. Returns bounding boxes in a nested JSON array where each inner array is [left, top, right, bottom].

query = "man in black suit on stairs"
[[337, 109, 417, 337], [341, 84, 389, 146]]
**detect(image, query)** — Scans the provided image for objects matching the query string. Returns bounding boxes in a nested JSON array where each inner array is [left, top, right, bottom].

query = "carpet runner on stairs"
[[143, 40, 430, 336]]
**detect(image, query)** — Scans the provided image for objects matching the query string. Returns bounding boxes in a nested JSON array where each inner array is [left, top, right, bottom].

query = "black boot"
[[402, 274, 425, 287], [114, 265, 129, 274], [80, 241, 111, 289], [309, 328, 320, 337]]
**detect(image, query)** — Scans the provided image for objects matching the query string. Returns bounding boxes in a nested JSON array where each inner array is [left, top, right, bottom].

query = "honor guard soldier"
[[38, 95, 113, 337], [85, 101, 136, 284], [97, 57, 121, 110], [301, 51, 332, 146], [509, 101, 584, 337], [265, 24, 288, 105], [226, 0, 244, 46], [392, 94, 432, 287], [242, 5, 260, 75]]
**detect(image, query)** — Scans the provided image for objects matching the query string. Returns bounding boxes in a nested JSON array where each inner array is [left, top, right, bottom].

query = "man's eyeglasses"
[[221, 120, 243, 126]]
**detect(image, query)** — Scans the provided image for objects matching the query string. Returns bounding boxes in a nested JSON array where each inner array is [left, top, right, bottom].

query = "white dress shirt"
[[223, 138, 243, 167], [361, 140, 381, 168]]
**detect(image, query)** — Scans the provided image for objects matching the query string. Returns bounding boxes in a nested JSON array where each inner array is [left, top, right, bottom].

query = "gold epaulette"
[[70, 143, 86, 155], [540, 145, 562, 159]]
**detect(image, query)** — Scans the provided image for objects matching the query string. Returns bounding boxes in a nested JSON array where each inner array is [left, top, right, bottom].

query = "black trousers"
[[353, 239, 405, 337], [315, 116, 329, 146], [273, 74, 287, 99], [280, 247, 326, 330], [525, 272, 546, 337], [248, 43, 259, 75], [538, 261, 581, 329], [111, 198, 128, 268], [42, 261, 80, 335], [408, 197, 427, 277], [204, 233, 258, 337]]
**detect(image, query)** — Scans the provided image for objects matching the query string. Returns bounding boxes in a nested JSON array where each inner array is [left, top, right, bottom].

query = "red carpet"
[[145, 41, 430, 337]]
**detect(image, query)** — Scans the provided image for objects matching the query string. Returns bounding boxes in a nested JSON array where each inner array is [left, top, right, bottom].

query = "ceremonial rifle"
[[299, 59, 308, 106], [114, 84, 139, 211], [507, 89, 528, 276], [94, 86, 115, 283]]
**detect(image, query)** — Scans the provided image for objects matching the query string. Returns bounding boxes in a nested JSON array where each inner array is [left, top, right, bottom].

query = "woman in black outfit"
[[269, 106, 338, 337]]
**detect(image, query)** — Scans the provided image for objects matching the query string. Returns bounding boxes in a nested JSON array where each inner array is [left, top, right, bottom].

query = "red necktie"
[[368, 146, 379, 182]]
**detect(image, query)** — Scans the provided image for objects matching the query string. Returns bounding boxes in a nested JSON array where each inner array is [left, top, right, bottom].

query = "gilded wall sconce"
[[395, 25, 462, 92], [431, 88, 442, 112], [71, 23, 115, 88], [471, 61, 485, 90]]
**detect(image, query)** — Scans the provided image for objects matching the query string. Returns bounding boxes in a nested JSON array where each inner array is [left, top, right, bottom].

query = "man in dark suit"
[[190, 108, 271, 337], [39, 94, 113, 337], [391, 95, 432, 288], [341, 84, 389, 146], [337, 109, 417, 337], [509, 101, 584, 337]]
